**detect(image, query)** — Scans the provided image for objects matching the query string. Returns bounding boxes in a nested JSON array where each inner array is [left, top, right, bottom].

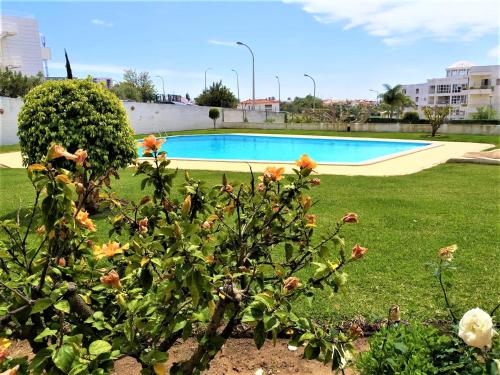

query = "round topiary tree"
[[209, 107, 220, 129], [18, 79, 137, 211]]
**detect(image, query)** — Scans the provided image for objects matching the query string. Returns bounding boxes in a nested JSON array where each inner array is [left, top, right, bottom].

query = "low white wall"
[[221, 121, 500, 135], [0, 97, 23, 145], [123, 101, 214, 134], [1, 95, 498, 145]]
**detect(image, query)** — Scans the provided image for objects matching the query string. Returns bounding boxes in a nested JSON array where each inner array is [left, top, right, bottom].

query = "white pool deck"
[[0, 134, 495, 176]]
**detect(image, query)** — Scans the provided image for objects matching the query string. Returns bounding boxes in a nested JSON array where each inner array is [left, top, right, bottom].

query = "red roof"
[[240, 99, 279, 105]]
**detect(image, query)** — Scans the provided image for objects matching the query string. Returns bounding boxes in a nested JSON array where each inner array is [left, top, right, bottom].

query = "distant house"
[[239, 98, 280, 112]]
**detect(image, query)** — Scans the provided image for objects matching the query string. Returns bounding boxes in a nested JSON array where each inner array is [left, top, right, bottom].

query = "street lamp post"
[[369, 89, 380, 104], [237, 41, 255, 110], [155, 75, 166, 100], [231, 68, 240, 103], [275, 75, 280, 109], [304, 73, 316, 110], [204, 68, 212, 91]]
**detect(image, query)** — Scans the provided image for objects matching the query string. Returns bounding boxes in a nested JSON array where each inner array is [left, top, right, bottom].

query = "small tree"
[[209, 107, 220, 128], [402, 111, 420, 123], [0, 69, 44, 98], [469, 106, 498, 120], [111, 69, 156, 102], [195, 81, 238, 108], [422, 106, 451, 137], [18, 79, 136, 211]]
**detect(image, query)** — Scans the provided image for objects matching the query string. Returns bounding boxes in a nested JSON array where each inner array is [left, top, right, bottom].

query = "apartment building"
[[402, 61, 500, 119], [239, 98, 280, 112], [0, 15, 51, 76]]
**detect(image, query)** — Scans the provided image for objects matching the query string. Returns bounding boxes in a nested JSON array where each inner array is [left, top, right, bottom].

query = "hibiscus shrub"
[[0, 136, 368, 374], [17, 78, 136, 212]]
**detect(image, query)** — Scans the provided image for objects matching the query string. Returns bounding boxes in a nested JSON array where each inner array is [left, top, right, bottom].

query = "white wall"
[[123, 102, 215, 134], [0, 96, 23, 145]]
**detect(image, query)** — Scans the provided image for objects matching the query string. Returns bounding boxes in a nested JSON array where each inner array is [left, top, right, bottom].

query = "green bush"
[[402, 111, 420, 123], [208, 107, 220, 129], [356, 323, 488, 375], [17, 79, 136, 176]]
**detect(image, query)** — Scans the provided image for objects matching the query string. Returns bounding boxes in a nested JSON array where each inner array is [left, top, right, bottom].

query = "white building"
[[403, 62, 500, 120], [239, 98, 280, 112], [0, 15, 51, 76]]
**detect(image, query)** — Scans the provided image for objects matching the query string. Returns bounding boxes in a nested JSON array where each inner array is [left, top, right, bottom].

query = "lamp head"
[[236, 41, 244, 45]]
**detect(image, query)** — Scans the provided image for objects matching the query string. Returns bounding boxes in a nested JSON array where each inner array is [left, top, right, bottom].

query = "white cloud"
[[48, 62, 203, 79], [91, 19, 114, 27], [285, 0, 500, 45], [208, 39, 237, 47], [487, 44, 500, 59]]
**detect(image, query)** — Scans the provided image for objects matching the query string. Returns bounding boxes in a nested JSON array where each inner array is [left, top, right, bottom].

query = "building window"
[[451, 95, 467, 104], [437, 84, 451, 93], [429, 86, 436, 94], [265, 104, 273, 111], [402, 89, 406, 94], [415, 96, 419, 102], [481, 79, 490, 88], [428, 96, 435, 105], [416, 88, 419, 94], [496, 79, 500, 85]]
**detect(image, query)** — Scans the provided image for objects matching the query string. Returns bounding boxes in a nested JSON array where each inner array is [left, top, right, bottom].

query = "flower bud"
[[342, 213, 358, 224], [181, 195, 192, 216], [58, 258, 66, 267], [283, 277, 300, 292]]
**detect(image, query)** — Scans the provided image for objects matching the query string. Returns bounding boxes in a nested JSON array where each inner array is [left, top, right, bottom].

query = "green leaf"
[[89, 340, 112, 356], [29, 347, 53, 374], [32, 298, 53, 314], [285, 243, 293, 261], [52, 344, 76, 373], [254, 321, 266, 349], [35, 327, 57, 342], [54, 300, 70, 313]]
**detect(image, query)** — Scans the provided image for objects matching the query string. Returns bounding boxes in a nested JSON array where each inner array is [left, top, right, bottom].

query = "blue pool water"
[[138, 134, 431, 164]]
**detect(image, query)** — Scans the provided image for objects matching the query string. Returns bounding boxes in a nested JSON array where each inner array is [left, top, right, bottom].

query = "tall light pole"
[[369, 89, 380, 104], [304, 73, 316, 110], [275, 75, 280, 108], [231, 68, 240, 103], [237, 41, 255, 110], [155, 75, 165, 100], [204, 68, 212, 91]]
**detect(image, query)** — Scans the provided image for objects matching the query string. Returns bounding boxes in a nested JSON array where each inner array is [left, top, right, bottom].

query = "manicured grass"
[[1, 163, 498, 322], [0, 144, 20, 154]]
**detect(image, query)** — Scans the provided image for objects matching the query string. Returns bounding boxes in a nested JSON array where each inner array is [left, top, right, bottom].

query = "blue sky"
[[3, 0, 499, 100]]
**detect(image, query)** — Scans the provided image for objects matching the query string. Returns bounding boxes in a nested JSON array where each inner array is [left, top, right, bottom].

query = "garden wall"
[[221, 121, 500, 135], [1, 96, 498, 145]]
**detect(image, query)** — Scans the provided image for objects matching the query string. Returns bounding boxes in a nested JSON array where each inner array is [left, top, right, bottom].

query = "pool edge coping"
[[137, 133, 442, 166]]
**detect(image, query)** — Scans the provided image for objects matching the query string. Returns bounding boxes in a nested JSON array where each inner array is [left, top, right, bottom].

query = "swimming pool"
[[138, 134, 434, 165]]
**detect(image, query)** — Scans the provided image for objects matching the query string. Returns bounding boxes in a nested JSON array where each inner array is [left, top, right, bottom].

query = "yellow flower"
[[304, 214, 317, 227], [438, 244, 457, 262], [27, 164, 46, 173], [0, 338, 11, 363], [74, 149, 88, 166], [93, 241, 129, 259], [153, 363, 167, 375]]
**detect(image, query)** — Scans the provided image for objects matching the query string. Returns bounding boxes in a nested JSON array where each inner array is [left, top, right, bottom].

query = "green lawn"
[[1, 163, 498, 323], [2, 129, 498, 154]]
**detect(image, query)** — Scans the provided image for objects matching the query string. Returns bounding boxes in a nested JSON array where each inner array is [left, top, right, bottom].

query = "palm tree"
[[379, 84, 408, 119]]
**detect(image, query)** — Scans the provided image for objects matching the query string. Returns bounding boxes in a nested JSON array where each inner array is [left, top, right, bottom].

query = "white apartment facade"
[[0, 15, 51, 76], [402, 61, 500, 120], [239, 98, 280, 112]]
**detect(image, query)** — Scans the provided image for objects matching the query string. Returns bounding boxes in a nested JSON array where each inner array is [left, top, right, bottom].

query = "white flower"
[[458, 308, 495, 348], [254, 369, 264, 375], [287, 345, 298, 351]]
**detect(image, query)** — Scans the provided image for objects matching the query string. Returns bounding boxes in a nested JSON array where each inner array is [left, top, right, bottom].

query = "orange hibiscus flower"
[[259, 167, 285, 182], [139, 135, 165, 154], [351, 244, 368, 260], [48, 145, 77, 162], [100, 270, 122, 288], [295, 154, 317, 170], [75, 210, 96, 232], [93, 241, 129, 259]]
